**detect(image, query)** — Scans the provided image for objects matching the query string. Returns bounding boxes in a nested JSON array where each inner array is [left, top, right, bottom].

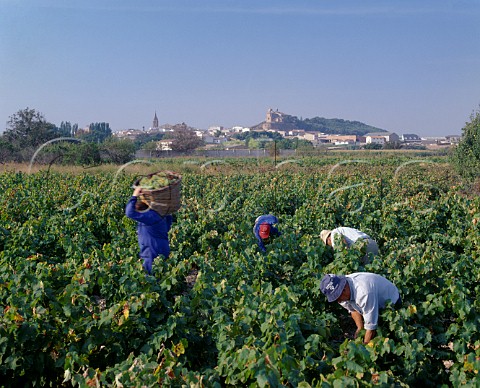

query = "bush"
[[364, 143, 382, 150], [450, 106, 480, 181]]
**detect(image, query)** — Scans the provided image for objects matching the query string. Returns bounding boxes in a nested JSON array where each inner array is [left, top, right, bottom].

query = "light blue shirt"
[[339, 272, 400, 330], [330, 227, 371, 248]]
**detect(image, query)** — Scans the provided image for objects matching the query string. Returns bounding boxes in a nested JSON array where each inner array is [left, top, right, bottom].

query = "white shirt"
[[339, 272, 400, 330], [330, 227, 371, 248]]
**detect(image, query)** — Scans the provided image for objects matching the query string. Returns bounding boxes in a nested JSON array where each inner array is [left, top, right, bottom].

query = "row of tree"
[[0, 108, 205, 165], [0, 108, 136, 165]]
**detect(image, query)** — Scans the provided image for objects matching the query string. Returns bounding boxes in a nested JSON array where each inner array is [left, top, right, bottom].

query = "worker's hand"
[[133, 187, 143, 197]]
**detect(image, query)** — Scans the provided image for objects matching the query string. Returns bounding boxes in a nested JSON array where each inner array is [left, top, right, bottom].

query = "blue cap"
[[320, 274, 347, 302]]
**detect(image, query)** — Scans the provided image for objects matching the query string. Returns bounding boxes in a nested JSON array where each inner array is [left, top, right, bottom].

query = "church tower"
[[152, 111, 159, 129]]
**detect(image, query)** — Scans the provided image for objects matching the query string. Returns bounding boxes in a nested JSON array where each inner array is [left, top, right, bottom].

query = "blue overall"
[[253, 214, 280, 252], [125, 196, 172, 274]]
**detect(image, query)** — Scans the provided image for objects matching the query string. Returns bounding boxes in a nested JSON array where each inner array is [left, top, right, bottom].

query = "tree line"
[[0, 108, 203, 165]]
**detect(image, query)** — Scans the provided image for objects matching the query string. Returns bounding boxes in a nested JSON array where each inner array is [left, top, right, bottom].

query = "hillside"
[[294, 116, 386, 135], [252, 113, 387, 136]]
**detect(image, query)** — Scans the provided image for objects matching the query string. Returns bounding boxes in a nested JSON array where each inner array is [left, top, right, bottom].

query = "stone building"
[[262, 108, 296, 131]]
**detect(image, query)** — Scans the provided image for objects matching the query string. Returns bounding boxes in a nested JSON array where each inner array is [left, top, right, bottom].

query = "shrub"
[[450, 106, 480, 181]]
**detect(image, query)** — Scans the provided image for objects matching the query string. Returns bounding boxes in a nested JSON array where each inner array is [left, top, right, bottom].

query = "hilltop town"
[[114, 108, 461, 152]]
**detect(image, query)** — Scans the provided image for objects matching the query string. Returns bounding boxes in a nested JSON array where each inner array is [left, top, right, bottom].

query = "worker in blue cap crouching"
[[320, 272, 401, 343]]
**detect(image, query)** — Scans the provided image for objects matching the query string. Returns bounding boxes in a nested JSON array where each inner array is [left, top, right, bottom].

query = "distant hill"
[[252, 113, 387, 136], [294, 116, 386, 136]]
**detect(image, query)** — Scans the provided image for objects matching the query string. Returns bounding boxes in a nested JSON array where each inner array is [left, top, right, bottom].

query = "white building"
[[401, 134, 422, 143], [230, 126, 250, 133], [365, 132, 399, 142], [366, 136, 386, 145], [208, 126, 224, 133], [157, 140, 173, 151]]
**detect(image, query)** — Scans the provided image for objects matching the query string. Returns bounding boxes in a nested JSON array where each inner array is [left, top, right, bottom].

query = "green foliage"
[[383, 141, 403, 150], [275, 138, 314, 150], [57, 121, 78, 137], [0, 137, 16, 162], [0, 108, 108, 164], [26, 140, 101, 167], [134, 132, 166, 149], [3, 108, 58, 149], [234, 131, 284, 142], [164, 127, 204, 152], [77, 122, 112, 143], [247, 137, 262, 149], [100, 138, 136, 164], [0, 156, 478, 386], [1, 108, 70, 162], [364, 143, 383, 150], [9, 137, 135, 166], [451, 106, 480, 181], [238, 133, 312, 150]]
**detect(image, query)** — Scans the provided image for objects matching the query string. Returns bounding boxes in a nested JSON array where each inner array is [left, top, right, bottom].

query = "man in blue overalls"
[[253, 214, 280, 252], [125, 187, 173, 274]]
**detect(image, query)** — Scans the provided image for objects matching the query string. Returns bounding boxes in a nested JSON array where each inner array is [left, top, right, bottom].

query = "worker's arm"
[[351, 311, 376, 343], [364, 329, 376, 344], [350, 311, 364, 337]]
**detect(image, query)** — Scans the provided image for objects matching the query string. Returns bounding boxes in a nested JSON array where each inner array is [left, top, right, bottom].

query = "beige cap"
[[320, 230, 332, 245]]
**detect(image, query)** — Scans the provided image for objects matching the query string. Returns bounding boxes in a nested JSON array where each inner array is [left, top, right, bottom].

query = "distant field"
[[0, 147, 452, 173]]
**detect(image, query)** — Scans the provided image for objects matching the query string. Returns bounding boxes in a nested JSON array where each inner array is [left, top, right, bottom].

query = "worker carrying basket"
[[133, 170, 182, 216]]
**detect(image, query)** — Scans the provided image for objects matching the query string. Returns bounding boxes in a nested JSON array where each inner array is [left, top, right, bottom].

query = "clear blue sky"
[[1, 0, 479, 136]]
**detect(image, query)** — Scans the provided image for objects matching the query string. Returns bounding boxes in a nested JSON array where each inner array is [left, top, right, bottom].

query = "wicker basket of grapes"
[[134, 171, 182, 216]]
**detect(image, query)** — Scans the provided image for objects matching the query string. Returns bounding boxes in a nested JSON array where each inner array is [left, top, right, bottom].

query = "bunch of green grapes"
[[139, 173, 170, 189]]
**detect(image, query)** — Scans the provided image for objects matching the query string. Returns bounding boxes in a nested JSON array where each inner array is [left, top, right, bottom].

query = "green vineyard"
[[0, 154, 479, 387]]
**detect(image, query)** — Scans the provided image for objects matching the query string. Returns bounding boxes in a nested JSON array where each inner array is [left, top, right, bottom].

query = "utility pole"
[[274, 140, 277, 167]]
